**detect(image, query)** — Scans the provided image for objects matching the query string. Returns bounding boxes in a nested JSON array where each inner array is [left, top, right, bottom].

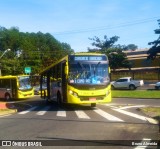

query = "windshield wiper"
[[78, 62, 85, 70], [96, 62, 101, 68], [94, 62, 101, 75]]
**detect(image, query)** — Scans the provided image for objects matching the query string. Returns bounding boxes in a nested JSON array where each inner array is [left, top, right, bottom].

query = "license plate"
[[89, 98, 96, 101]]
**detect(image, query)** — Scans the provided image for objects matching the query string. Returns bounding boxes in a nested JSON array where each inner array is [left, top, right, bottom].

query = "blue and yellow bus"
[[40, 53, 111, 107]]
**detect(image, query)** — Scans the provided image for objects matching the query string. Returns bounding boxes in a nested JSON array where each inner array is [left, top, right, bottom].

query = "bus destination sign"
[[74, 56, 103, 61]]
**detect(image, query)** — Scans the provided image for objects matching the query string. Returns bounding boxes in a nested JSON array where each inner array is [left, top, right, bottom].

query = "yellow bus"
[[40, 53, 111, 107], [0, 75, 34, 101]]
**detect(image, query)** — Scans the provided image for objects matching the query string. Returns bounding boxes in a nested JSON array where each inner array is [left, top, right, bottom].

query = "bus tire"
[[5, 93, 11, 101], [91, 103, 96, 107], [57, 92, 62, 105], [45, 98, 51, 105]]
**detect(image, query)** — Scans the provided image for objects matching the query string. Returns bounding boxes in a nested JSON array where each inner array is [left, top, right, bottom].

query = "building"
[[124, 49, 160, 69]]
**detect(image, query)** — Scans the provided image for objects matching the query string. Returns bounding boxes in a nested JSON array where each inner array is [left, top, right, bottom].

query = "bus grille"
[[79, 96, 104, 101], [69, 84, 109, 90]]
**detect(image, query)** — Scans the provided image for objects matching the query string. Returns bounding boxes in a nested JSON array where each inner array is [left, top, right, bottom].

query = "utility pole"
[[0, 49, 11, 76]]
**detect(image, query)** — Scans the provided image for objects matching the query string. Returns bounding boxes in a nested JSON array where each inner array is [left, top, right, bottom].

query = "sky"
[[0, 0, 160, 52]]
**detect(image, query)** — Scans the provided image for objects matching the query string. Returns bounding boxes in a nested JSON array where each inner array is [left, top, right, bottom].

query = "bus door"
[[62, 62, 67, 103], [11, 79, 17, 99], [50, 81, 58, 101]]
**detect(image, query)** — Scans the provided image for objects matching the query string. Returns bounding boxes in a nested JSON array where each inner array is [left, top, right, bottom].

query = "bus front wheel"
[[5, 93, 11, 101]]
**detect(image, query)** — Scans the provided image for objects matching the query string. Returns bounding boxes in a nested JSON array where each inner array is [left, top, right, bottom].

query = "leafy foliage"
[[124, 44, 138, 51], [0, 26, 74, 75], [88, 35, 131, 70], [147, 19, 160, 59]]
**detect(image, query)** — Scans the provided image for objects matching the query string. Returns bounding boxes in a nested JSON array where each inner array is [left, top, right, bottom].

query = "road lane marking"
[[57, 109, 66, 117], [36, 106, 50, 115], [75, 110, 90, 119], [104, 105, 118, 108], [94, 108, 123, 122], [134, 138, 151, 149], [0, 114, 12, 118], [118, 105, 146, 110], [113, 108, 158, 124], [18, 106, 38, 114]]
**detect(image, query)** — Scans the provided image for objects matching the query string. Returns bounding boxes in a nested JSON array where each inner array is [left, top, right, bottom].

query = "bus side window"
[[0, 80, 2, 87], [57, 64, 61, 79], [1, 79, 10, 88]]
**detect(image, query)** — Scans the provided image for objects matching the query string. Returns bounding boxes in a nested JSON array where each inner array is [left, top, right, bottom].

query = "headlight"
[[73, 92, 78, 97], [69, 90, 73, 94], [106, 90, 110, 96], [69, 90, 78, 97]]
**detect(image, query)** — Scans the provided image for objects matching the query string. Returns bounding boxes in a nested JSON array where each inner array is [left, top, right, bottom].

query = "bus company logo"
[[2, 141, 11, 146]]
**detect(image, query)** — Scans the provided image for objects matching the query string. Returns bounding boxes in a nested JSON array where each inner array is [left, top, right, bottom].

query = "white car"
[[111, 77, 144, 90], [155, 82, 160, 90], [33, 84, 47, 95]]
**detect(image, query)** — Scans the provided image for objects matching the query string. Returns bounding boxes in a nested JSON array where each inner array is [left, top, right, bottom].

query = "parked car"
[[155, 82, 160, 90], [33, 84, 47, 95], [111, 77, 144, 90]]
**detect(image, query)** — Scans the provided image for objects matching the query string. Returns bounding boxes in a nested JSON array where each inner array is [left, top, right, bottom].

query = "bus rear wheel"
[[5, 93, 11, 101], [57, 92, 62, 105], [91, 103, 96, 107]]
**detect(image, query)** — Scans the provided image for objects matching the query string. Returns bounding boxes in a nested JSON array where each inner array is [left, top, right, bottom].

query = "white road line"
[[75, 110, 90, 119], [118, 105, 146, 110], [134, 138, 151, 149], [94, 108, 123, 122], [18, 106, 38, 114], [0, 114, 12, 118], [104, 105, 118, 108], [57, 109, 66, 117], [36, 106, 50, 115], [113, 108, 158, 124]]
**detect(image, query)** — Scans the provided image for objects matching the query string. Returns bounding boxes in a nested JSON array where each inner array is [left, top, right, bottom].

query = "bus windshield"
[[18, 76, 32, 90], [68, 63, 110, 85]]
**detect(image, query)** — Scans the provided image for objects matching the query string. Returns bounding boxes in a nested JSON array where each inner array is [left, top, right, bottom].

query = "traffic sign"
[[25, 67, 31, 74]]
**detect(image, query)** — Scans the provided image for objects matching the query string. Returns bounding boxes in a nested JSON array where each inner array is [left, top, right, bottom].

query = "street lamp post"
[[0, 49, 11, 76]]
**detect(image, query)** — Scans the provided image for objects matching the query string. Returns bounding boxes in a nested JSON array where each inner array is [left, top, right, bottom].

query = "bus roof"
[[72, 52, 106, 56], [40, 55, 68, 75], [0, 75, 29, 79]]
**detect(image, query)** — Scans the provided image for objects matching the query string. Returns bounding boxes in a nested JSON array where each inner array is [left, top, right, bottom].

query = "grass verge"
[[140, 107, 160, 121], [112, 90, 160, 98]]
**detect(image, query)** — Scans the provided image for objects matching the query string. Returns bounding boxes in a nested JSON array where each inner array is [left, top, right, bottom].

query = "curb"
[[0, 102, 10, 109], [0, 102, 17, 116]]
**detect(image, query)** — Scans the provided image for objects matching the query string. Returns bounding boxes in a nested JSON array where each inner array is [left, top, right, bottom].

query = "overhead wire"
[[53, 16, 160, 35]]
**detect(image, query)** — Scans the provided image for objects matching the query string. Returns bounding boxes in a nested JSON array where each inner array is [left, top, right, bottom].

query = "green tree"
[[125, 44, 138, 51], [88, 35, 119, 52], [0, 26, 74, 75], [147, 19, 160, 59], [88, 35, 131, 70]]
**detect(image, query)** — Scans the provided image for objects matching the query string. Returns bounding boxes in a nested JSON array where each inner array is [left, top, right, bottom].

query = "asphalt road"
[[0, 96, 159, 149]]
